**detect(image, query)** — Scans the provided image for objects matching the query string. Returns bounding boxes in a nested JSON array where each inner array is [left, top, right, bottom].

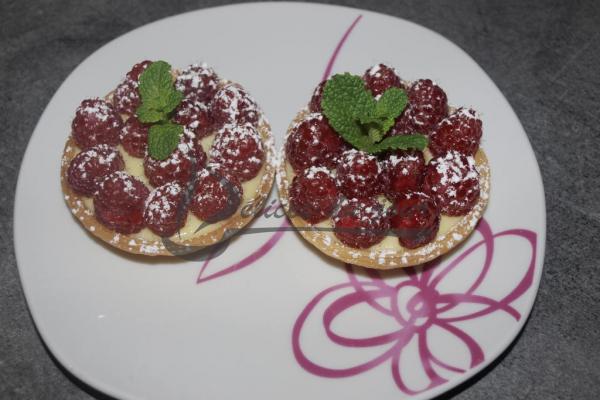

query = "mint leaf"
[[373, 87, 407, 119], [147, 122, 183, 160], [136, 103, 168, 123], [380, 117, 396, 134], [136, 61, 183, 123], [359, 87, 408, 142], [321, 73, 424, 154], [366, 123, 384, 142], [365, 134, 429, 153], [361, 115, 396, 142], [321, 73, 376, 149]]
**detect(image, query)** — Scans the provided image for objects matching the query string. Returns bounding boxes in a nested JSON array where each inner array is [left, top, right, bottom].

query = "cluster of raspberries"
[[286, 64, 482, 249], [67, 61, 265, 236]]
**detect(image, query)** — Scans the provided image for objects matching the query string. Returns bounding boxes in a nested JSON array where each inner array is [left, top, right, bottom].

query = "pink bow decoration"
[[292, 219, 537, 394]]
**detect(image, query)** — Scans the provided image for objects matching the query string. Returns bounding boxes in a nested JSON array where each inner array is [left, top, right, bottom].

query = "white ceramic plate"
[[14, 3, 546, 399]]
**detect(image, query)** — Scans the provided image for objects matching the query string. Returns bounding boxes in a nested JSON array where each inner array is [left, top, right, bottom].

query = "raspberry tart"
[[277, 65, 490, 269], [61, 61, 275, 256]]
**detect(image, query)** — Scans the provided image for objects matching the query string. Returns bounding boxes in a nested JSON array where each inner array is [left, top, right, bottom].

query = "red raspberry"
[[408, 79, 448, 132], [289, 166, 339, 224], [175, 63, 219, 101], [389, 79, 448, 136], [143, 182, 189, 237], [333, 198, 389, 248], [113, 80, 139, 116], [285, 113, 347, 173], [363, 64, 404, 97], [390, 191, 441, 249], [126, 60, 152, 81], [172, 97, 214, 140], [113, 61, 152, 116], [381, 150, 425, 201], [211, 84, 260, 129], [189, 130, 210, 163], [209, 124, 264, 182], [389, 112, 416, 136], [429, 108, 482, 157], [144, 140, 207, 187], [120, 116, 149, 157], [190, 165, 243, 223], [308, 80, 326, 112], [423, 151, 480, 216], [71, 99, 122, 149], [336, 149, 382, 199], [94, 171, 150, 234], [67, 145, 124, 196]]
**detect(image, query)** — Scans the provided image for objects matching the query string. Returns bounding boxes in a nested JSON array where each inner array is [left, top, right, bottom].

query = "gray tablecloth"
[[1, 0, 599, 399]]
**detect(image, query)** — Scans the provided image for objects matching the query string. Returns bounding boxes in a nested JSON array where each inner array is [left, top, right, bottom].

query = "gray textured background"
[[1, 0, 599, 399]]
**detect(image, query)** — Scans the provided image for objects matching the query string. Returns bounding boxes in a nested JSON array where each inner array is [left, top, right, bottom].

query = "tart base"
[[61, 97, 275, 257], [276, 109, 490, 269]]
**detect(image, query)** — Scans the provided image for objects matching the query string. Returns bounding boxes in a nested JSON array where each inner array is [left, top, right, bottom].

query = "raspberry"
[[120, 116, 149, 157], [172, 97, 214, 140], [408, 79, 448, 132], [389, 191, 441, 249], [363, 64, 404, 97], [113, 80, 140, 116], [336, 149, 382, 199], [333, 198, 389, 248], [308, 80, 326, 112], [211, 84, 260, 129], [94, 171, 150, 234], [67, 145, 124, 196], [71, 99, 122, 149], [126, 60, 152, 81], [175, 63, 219, 101], [429, 108, 482, 157], [423, 151, 480, 216], [143, 182, 188, 237], [190, 165, 243, 223], [209, 124, 264, 182], [389, 112, 416, 136], [381, 150, 425, 201], [389, 79, 448, 136], [144, 140, 207, 187], [113, 61, 151, 116], [285, 113, 347, 172], [289, 166, 339, 224]]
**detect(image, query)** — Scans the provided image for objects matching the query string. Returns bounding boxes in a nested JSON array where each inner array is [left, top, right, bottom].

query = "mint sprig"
[[147, 123, 184, 160], [136, 61, 184, 160], [321, 73, 427, 153], [137, 61, 183, 123]]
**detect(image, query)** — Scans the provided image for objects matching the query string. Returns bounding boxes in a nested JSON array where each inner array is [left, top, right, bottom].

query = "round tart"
[[61, 61, 275, 256], [277, 65, 490, 269]]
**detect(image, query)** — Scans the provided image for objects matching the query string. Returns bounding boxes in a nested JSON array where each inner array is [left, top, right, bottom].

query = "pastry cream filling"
[[77, 131, 267, 244], [284, 158, 462, 253]]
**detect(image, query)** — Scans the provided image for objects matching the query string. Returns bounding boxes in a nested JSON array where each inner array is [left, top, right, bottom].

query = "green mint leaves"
[[137, 61, 183, 123], [321, 73, 428, 153], [136, 61, 184, 160], [147, 123, 184, 161], [359, 87, 408, 142]]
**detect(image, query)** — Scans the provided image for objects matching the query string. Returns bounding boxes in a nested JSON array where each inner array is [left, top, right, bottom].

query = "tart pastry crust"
[[61, 79, 275, 257], [277, 109, 490, 269]]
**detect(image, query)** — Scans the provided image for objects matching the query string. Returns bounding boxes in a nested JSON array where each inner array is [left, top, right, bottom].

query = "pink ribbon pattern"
[[291, 218, 537, 394]]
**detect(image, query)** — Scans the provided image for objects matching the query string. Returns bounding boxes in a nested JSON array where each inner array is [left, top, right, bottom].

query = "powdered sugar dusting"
[[277, 88, 490, 268], [175, 63, 219, 99]]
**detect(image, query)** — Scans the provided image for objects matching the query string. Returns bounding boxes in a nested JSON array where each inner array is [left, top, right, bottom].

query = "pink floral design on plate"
[[292, 219, 537, 395]]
